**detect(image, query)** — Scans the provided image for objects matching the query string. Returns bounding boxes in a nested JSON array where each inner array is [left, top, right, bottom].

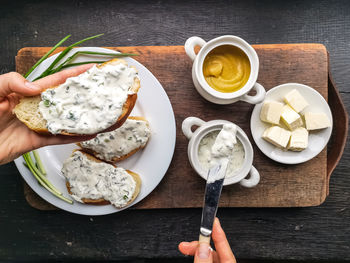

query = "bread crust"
[[14, 58, 140, 135], [77, 116, 150, 163], [66, 150, 141, 207]]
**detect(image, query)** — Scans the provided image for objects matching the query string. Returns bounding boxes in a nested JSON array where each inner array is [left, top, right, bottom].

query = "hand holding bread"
[[14, 59, 140, 135], [0, 64, 96, 165]]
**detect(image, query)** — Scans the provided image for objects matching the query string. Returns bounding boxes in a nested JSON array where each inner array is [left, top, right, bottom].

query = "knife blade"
[[199, 158, 229, 243]]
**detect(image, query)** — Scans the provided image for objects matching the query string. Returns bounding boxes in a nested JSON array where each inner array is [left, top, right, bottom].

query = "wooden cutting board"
[[16, 44, 347, 210]]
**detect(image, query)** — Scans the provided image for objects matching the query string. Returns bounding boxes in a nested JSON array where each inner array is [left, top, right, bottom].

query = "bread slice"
[[77, 116, 151, 163], [65, 150, 141, 208], [13, 58, 140, 135]]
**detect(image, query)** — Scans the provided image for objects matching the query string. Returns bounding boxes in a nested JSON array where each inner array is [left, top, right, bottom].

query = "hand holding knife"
[[198, 123, 237, 244]]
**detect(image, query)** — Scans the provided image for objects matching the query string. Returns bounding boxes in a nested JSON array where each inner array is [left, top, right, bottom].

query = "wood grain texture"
[[16, 44, 330, 209], [1, 0, 349, 261]]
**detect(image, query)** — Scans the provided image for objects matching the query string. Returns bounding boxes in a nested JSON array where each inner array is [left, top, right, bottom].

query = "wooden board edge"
[[23, 181, 58, 210], [327, 55, 349, 196], [252, 43, 327, 51], [17, 43, 328, 56]]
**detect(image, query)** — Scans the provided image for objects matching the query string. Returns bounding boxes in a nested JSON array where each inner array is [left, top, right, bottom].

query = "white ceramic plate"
[[251, 83, 333, 164], [14, 47, 176, 215]]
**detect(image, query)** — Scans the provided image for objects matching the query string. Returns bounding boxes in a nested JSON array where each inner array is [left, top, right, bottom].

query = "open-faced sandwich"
[[62, 150, 141, 208], [14, 58, 140, 135], [78, 116, 151, 162]]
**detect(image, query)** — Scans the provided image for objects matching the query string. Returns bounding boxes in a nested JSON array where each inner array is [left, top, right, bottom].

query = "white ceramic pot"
[[185, 35, 266, 105], [182, 117, 260, 187]]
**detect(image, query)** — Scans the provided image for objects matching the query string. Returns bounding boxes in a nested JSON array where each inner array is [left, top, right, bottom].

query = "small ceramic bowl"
[[182, 117, 260, 187], [184, 35, 266, 105]]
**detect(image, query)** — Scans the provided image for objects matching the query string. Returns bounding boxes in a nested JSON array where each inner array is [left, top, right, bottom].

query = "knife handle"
[[199, 234, 211, 244]]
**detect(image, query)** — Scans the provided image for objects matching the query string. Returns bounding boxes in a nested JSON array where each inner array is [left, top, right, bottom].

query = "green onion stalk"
[[22, 34, 138, 204]]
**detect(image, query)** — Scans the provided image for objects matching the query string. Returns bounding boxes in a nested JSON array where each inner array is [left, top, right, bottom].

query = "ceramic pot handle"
[[182, 117, 206, 140], [240, 82, 266, 104], [239, 165, 260, 188], [185, 36, 206, 61]]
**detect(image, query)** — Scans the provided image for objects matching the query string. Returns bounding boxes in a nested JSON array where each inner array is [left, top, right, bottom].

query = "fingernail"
[[25, 81, 41, 90], [198, 243, 210, 259], [216, 217, 221, 226]]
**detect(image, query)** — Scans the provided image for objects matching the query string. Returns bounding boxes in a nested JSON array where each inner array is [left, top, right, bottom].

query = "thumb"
[[0, 72, 42, 99], [194, 243, 213, 263]]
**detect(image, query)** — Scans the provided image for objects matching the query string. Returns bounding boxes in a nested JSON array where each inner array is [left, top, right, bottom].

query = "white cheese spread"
[[61, 151, 136, 208], [39, 62, 138, 134], [198, 124, 245, 178], [80, 118, 151, 162]]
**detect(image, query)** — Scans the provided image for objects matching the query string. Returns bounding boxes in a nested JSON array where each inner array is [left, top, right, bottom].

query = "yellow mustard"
[[203, 45, 251, 93]]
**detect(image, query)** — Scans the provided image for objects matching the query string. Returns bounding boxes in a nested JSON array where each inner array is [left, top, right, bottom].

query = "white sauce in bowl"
[[39, 62, 138, 134], [198, 128, 245, 178]]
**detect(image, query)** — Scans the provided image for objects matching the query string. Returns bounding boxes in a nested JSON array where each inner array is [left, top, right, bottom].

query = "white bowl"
[[182, 117, 260, 187], [184, 35, 266, 105]]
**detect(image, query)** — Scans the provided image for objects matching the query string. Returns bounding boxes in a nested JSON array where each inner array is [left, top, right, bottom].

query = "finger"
[[0, 72, 42, 99], [34, 64, 94, 91], [179, 241, 220, 263], [194, 243, 213, 263], [212, 250, 220, 263], [0, 64, 94, 100], [178, 241, 199, 256], [212, 218, 236, 263]]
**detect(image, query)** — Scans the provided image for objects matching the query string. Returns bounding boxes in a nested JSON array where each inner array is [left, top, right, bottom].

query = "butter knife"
[[199, 158, 229, 243]]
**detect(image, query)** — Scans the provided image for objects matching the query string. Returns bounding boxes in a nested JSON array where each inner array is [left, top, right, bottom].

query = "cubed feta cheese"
[[288, 127, 308, 151], [281, 105, 303, 130], [304, 112, 331, 130], [284, 89, 309, 113], [262, 126, 291, 149], [260, 101, 284, 125]]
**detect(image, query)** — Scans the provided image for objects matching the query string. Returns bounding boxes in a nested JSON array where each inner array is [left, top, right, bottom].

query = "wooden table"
[[0, 0, 349, 262]]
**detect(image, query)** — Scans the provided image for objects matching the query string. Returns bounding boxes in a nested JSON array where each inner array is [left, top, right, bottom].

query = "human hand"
[[0, 64, 95, 165], [178, 218, 236, 263]]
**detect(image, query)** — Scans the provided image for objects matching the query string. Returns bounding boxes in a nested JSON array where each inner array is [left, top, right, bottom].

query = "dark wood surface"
[[0, 0, 349, 262], [17, 44, 332, 209]]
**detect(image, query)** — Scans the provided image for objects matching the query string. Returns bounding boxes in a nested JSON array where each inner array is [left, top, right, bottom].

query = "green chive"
[[50, 52, 137, 74], [24, 34, 71, 78], [56, 51, 137, 69], [22, 154, 73, 204], [43, 100, 50, 107], [33, 150, 46, 175], [23, 153, 61, 195], [36, 34, 104, 80]]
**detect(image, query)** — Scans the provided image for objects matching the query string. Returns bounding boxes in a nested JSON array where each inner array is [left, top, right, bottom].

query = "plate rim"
[[250, 82, 333, 164], [14, 47, 176, 215]]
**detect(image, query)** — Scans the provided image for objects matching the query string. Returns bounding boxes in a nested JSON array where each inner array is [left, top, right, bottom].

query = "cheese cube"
[[304, 112, 331, 130], [284, 89, 309, 113], [260, 101, 284, 125], [288, 127, 308, 151], [262, 126, 291, 149], [281, 105, 303, 130]]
